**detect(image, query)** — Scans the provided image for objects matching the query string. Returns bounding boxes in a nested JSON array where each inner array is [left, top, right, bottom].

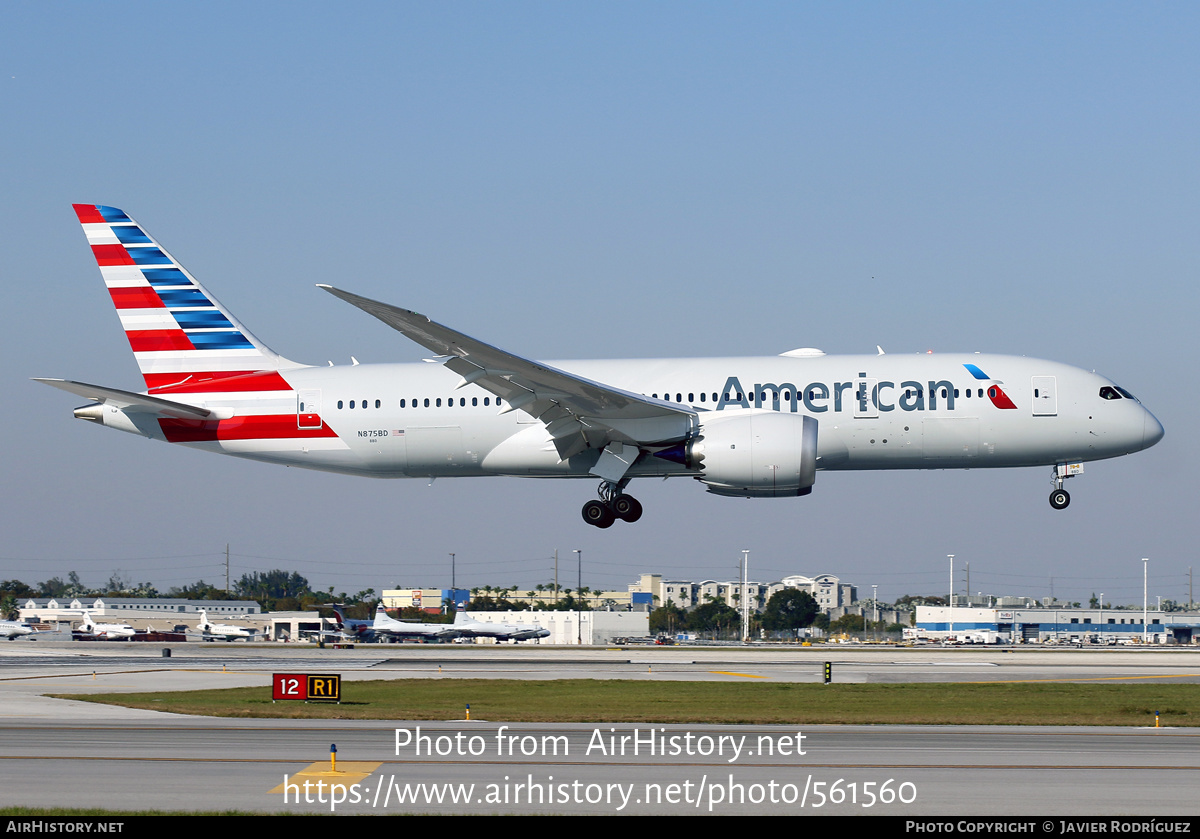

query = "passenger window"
[[375, 399, 381, 408], [349, 400, 355, 409], [337, 400, 344, 409], [472, 397, 478, 406]]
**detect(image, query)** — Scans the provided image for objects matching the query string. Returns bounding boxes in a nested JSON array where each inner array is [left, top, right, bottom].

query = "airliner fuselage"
[[125, 353, 1158, 479], [39, 205, 1164, 527]]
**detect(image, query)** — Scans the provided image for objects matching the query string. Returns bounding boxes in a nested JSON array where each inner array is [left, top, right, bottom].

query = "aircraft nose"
[[1143, 409, 1165, 449]]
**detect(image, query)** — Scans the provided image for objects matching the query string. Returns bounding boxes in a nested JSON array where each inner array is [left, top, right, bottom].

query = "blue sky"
[[1, 2, 1194, 606]]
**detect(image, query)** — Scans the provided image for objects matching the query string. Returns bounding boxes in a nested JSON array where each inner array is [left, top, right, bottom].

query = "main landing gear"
[[1048, 462, 1082, 510], [581, 480, 643, 528]]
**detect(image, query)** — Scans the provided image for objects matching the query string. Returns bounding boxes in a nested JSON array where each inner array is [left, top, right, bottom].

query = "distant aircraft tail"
[[71, 204, 301, 391], [374, 605, 397, 628]]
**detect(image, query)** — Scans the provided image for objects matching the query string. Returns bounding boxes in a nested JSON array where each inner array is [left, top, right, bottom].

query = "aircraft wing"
[[33, 378, 214, 420], [319, 286, 697, 461]]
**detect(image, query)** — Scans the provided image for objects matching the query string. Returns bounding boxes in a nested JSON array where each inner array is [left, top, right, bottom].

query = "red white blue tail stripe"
[[72, 204, 343, 450], [73, 204, 291, 391]]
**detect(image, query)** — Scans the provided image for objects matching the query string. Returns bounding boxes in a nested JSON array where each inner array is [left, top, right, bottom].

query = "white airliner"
[[37, 205, 1164, 526], [371, 605, 458, 642], [452, 609, 551, 642], [195, 609, 257, 642]]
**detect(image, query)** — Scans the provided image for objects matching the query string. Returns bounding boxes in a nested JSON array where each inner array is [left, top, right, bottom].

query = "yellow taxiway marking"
[[968, 673, 1200, 685], [710, 671, 768, 679], [269, 761, 381, 794]]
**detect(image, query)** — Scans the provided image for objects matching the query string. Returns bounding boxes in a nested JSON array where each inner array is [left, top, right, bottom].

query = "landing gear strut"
[[1048, 462, 1080, 510], [581, 480, 643, 528]]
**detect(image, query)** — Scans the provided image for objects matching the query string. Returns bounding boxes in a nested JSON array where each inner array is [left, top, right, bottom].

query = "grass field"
[[57, 678, 1200, 726]]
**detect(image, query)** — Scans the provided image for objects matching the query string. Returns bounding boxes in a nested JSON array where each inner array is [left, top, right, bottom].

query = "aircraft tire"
[[582, 500, 615, 528], [1049, 489, 1070, 510], [612, 495, 643, 523]]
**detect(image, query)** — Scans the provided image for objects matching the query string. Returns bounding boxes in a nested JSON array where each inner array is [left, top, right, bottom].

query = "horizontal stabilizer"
[[32, 378, 213, 419]]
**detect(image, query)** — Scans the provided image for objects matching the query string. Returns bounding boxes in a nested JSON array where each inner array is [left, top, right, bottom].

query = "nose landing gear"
[[1048, 462, 1082, 510], [581, 480, 643, 528]]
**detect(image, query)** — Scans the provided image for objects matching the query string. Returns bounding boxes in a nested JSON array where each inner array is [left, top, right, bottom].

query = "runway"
[[2, 642, 1198, 815]]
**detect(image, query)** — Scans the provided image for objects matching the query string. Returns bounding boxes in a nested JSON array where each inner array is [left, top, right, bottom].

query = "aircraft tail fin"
[[72, 204, 302, 391]]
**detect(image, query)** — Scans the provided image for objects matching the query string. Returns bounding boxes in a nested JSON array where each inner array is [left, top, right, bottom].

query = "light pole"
[[872, 584, 879, 642], [1143, 557, 1149, 645], [948, 554, 955, 639], [1099, 593, 1104, 644], [574, 549, 582, 645], [741, 550, 750, 643]]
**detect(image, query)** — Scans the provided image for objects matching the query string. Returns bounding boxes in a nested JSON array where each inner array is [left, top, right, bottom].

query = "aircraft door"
[[298, 389, 323, 429], [1031, 376, 1057, 416], [854, 378, 879, 418]]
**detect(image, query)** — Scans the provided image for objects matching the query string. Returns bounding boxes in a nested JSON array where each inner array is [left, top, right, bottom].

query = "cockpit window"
[[1114, 386, 1140, 403], [1098, 386, 1122, 400]]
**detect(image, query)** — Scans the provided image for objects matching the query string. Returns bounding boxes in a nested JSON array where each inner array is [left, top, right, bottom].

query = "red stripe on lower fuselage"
[[159, 414, 337, 443], [145, 370, 294, 393]]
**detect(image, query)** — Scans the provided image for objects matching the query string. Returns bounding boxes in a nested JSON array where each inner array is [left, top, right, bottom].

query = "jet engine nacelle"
[[686, 410, 818, 497]]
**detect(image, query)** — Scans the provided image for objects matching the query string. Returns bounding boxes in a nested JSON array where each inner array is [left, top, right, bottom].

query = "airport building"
[[632, 573, 857, 613], [19, 597, 262, 623], [915, 605, 1200, 644], [455, 610, 648, 644]]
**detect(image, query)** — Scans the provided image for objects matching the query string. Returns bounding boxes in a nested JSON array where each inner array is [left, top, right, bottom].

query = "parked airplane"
[[38, 205, 1164, 527], [74, 612, 136, 640], [0, 620, 47, 640], [371, 605, 458, 642], [452, 609, 551, 642], [195, 609, 258, 641], [303, 605, 373, 643]]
